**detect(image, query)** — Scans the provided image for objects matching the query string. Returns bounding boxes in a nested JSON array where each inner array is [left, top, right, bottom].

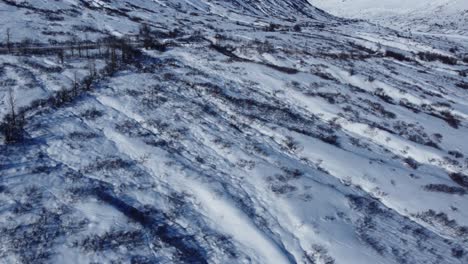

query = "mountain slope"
[[1, 1, 468, 263]]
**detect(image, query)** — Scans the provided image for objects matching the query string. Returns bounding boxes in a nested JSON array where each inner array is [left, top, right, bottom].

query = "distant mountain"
[[309, 0, 468, 35]]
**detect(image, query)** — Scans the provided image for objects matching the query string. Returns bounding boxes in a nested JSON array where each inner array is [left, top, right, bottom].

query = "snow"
[[309, 0, 468, 35], [1, 0, 468, 263]]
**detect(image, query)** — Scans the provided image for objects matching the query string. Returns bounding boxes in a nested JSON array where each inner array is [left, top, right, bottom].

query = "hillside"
[[1, 1, 468, 263]]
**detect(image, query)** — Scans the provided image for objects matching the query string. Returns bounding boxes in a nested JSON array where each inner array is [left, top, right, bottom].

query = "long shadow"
[[91, 183, 208, 264]]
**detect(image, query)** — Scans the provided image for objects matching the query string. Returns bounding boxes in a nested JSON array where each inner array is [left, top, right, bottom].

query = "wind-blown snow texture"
[[1, 0, 468, 263]]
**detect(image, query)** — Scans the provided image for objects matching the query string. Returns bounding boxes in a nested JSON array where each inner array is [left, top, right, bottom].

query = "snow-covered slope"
[[1, 1, 468, 263], [310, 0, 468, 35]]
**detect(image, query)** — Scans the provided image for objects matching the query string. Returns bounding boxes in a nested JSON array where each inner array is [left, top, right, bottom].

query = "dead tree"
[[101, 36, 119, 75], [106, 49, 118, 76], [97, 39, 102, 57], [139, 24, 154, 49], [69, 38, 75, 56], [7, 88, 16, 125], [70, 36, 82, 57], [88, 59, 97, 77], [1, 88, 25, 143], [6, 28, 11, 53], [73, 72, 79, 97], [57, 50, 65, 65], [119, 37, 140, 63], [19, 38, 32, 55], [85, 34, 90, 58]]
